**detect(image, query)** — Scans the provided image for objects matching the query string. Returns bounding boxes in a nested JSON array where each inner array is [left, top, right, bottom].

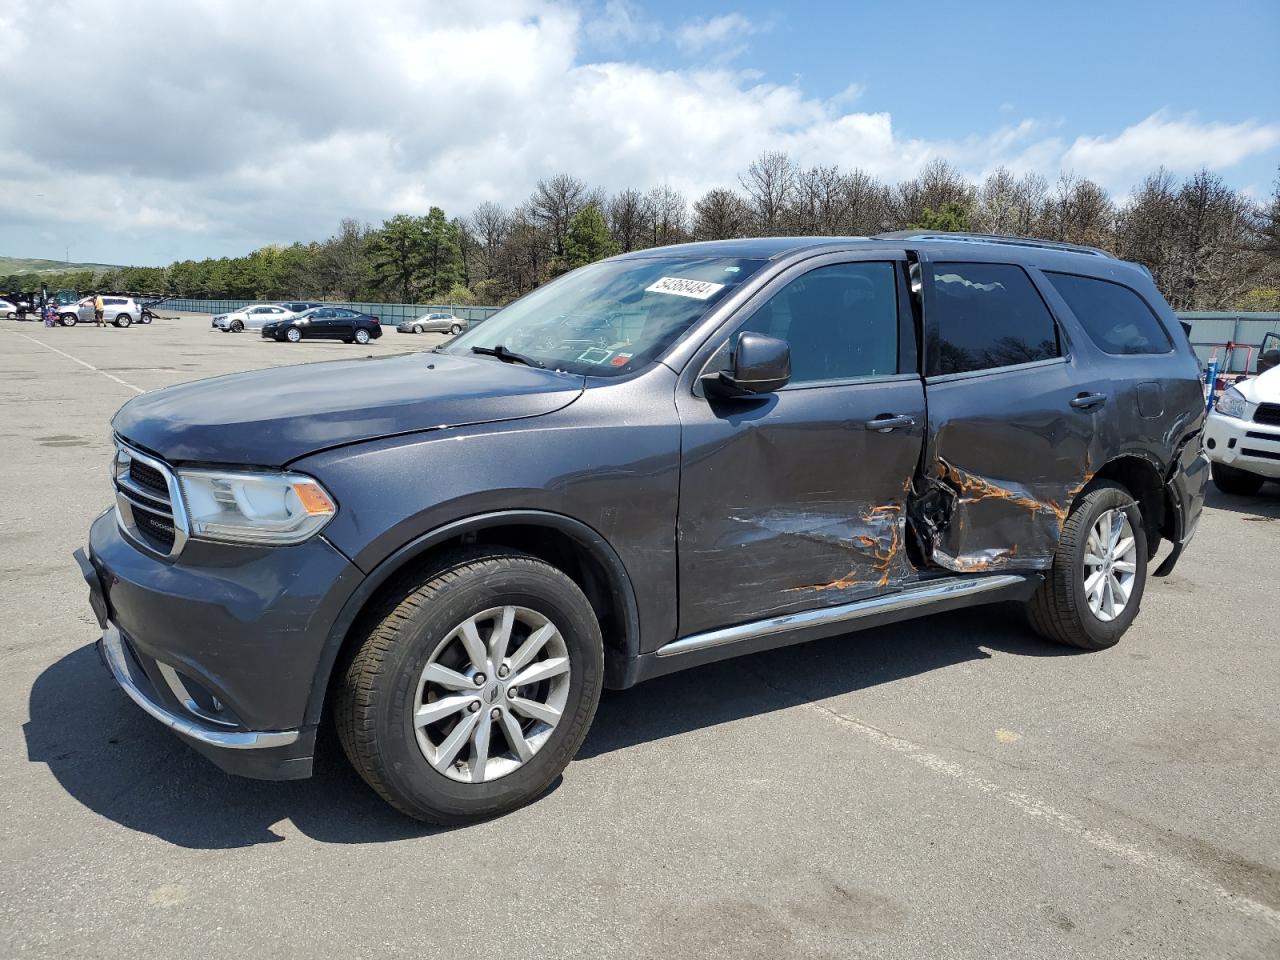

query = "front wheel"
[[1211, 462, 1264, 496], [1026, 481, 1147, 650], [413, 325, 422, 334], [285, 327, 302, 343], [354, 328, 371, 345], [61, 314, 78, 327], [336, 549, 604, 823], [6, 312, 15, 320], [230, 320, 243, 333]]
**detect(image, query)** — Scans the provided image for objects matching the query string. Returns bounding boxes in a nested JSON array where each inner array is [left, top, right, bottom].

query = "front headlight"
[[1214, 387, 1247, 419], [177, 469, 336, 545]]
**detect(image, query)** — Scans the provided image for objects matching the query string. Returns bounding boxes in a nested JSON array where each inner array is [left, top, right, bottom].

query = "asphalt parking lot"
[[2, 314, 1278, 959]]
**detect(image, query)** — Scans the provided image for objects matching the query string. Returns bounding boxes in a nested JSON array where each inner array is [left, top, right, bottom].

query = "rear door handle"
[[1070, 392, 1107, 410], [863, 415, 915, 433]]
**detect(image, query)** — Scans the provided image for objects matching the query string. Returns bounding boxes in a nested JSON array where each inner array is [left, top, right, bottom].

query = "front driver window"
[[747, 262, 900, 384]]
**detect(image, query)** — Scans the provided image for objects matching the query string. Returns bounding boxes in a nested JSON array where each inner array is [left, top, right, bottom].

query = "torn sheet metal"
[[910, 458, 1094, 573]]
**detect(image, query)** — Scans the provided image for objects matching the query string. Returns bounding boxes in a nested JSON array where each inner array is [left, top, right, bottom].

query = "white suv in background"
[[1204, 346, 1280, 496], [59, 296, 144, 327]]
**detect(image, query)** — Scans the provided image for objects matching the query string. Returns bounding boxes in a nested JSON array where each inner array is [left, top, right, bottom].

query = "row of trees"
[[5, 159, 1278, 311]]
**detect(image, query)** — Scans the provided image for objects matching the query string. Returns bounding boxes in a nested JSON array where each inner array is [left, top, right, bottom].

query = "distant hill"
[[0, 256, 123, 275]]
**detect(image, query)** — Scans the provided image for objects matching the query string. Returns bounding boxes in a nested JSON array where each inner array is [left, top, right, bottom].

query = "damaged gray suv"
[[76, 233, 1208, 823]]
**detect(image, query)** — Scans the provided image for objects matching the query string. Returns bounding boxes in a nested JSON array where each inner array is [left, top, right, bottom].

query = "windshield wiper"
[[470, 345, 544, 368]]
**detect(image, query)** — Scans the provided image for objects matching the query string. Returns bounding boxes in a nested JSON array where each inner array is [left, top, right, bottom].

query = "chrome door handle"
[[864, 415, 915, 433], [1070, 392, 1107, 410]]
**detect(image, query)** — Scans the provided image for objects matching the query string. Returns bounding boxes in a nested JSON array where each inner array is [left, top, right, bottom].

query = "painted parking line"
[[794, 695, 1280, 933], [16, 333, 145, 394]]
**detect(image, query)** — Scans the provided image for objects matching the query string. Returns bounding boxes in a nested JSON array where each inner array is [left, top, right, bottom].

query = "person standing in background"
[[93, 292, 105, 326]]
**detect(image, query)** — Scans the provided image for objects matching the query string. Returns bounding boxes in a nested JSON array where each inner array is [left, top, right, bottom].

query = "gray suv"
[[76, 233, 1208, 823]]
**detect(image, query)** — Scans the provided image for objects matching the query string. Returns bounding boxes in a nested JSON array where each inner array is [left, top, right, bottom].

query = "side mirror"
[[702, 331, 791, 398]]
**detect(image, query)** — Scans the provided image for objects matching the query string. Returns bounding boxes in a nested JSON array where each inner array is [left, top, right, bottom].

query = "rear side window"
[[1044, 272, 1172, 355], [931, 263, 1059, 375]]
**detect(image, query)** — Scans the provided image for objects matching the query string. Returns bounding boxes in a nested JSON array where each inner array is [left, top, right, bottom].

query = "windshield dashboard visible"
[[443, 256, 767, 377]]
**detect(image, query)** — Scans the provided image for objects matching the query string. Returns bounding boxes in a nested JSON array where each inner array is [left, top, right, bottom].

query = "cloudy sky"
[[2, 0, 1277, 266]]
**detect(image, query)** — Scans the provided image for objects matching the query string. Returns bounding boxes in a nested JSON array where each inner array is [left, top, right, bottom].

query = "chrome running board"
[[655, 574, 1029, 658]]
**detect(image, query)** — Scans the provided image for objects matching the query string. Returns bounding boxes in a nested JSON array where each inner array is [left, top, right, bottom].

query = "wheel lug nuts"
[[468, 701, 480, 713], [490, 708, 501, 720], [473, 673, 486, 685], [497, 665, 509, 679]]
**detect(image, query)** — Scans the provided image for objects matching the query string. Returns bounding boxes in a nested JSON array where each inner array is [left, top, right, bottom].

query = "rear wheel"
[[1027, 481, 1147, 651], [285, 327, 302, 343], [336, 549, 603, 823], [115, 314, 132, 328], [354, 328, 371, 345], [1211, 462, 1264, 496], [61, 314, 77, 327], [230, 319, 244, 332], [450, 323, 462, 335]]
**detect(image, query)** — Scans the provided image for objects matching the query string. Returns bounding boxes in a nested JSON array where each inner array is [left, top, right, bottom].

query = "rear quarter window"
[[1044, 272, 1172, 355]]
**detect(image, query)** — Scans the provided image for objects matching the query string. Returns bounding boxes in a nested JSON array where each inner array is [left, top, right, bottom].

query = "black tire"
[[413, 325, 422, 334], [115, 314, 132, 328], [61, 314, 77, 327], [285, 327, 302, 343], [1211, 462, 1264, 496], [335, 548, 604, 824], [5, 312, 15, 320], [1026, 481, 1148, 651], [354, 329, 370, 345], [230, 320, 243, 333], [450, 323, 462, 335]]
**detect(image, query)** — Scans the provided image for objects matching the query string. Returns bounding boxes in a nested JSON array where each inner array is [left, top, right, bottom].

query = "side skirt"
[[631, 573, 1040, 684]]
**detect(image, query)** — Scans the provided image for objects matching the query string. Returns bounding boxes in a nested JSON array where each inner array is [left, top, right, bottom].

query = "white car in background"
[[212, 303, 294, 332], [59, 296, 145, 327], [1204, 344, 1280, 496], [1, 298, 18, 319], [396, 312, 466, 335]]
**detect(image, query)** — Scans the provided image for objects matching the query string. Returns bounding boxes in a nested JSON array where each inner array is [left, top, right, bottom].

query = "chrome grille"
[[112, 440, 189, 558]]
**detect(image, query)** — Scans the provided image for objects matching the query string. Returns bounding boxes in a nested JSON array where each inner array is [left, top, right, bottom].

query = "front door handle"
[[1070, 392, 1107, 410], [864, 414, 915, 433]]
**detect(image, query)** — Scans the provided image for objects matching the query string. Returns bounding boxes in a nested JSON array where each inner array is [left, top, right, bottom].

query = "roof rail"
[[877, 231, 1115, 259]]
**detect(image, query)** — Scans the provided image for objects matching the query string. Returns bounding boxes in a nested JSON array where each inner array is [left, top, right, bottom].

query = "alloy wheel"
[[1082, 508, 1138, 623], [413, 605, 571, 784], [355, 329, 370, 344]]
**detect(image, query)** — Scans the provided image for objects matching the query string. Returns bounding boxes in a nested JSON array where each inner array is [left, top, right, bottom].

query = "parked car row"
[[212, 301, 467, 339]]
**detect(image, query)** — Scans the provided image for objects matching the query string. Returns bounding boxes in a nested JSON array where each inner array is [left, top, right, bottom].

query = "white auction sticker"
[[644, 276, 726, 300]]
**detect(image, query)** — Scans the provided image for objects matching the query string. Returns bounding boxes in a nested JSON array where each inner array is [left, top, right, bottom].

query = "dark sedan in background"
[[261, 307, 383, 344]]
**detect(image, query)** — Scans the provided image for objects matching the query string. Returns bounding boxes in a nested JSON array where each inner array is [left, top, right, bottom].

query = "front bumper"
[[78, 509, 363, 780], [1203, 411, 1280, 479]]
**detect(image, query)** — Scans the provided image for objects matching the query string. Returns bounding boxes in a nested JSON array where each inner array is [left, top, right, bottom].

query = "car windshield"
[[444, 256, 767, 376]]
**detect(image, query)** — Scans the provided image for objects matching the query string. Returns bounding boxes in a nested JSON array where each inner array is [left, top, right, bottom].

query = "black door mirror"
[[702, 332, 791, 398]]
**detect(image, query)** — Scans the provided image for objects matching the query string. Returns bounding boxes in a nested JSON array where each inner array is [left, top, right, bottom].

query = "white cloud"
[[675, 13, 760, 53], [585, 0, 661, 48], [0, 1, 1274, 265], [1062, 111, 1280, 187]]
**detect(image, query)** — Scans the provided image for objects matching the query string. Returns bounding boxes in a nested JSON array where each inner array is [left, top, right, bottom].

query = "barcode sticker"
[[644, 277, 726, 300]]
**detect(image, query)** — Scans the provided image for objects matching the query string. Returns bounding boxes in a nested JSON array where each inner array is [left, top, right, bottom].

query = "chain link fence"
[[160, 298, 501, 326]]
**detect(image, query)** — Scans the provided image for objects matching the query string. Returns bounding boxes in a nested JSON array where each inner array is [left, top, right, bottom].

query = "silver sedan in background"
[[397, 312, 466, 335]]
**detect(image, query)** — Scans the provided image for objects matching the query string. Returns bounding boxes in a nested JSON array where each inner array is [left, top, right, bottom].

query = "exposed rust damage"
[[785, 501, 908, 592], [941, 460, 1072, 525], [908, 458, 1096, 573]]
